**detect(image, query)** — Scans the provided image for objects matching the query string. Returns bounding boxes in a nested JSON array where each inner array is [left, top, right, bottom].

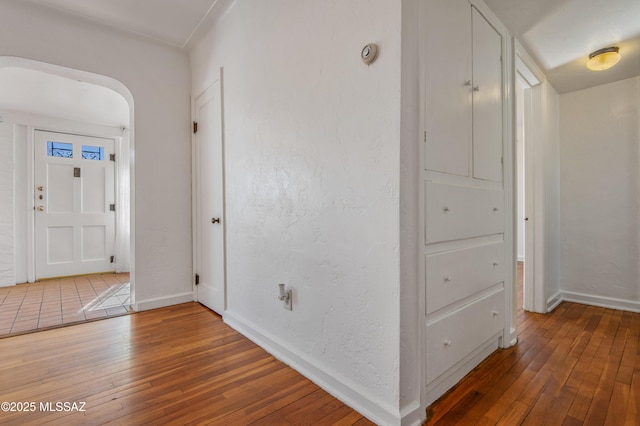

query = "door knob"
[[524, 217, 529, 221], [211, 218, 220, 224], [37, 206, 44, 211]]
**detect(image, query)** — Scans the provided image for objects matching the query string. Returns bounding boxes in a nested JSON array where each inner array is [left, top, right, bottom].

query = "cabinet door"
[[472, 7, 503, 182], [424, 0, 472, 177]]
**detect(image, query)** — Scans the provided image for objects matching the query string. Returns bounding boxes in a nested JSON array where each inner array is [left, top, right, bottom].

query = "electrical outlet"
[[278, 283, 292, 311]]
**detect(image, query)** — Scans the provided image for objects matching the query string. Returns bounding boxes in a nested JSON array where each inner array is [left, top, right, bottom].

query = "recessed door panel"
[[82, 167, 106, 213], [47, 164, 75, 213], [47, 226, 73, 264], [82, 225, 106, 261]]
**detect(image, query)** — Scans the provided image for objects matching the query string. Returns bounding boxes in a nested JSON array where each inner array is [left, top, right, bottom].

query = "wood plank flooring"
[[426, 263, 640, 425], [0, 303, 373, 425], [2, 263, 638, 425]]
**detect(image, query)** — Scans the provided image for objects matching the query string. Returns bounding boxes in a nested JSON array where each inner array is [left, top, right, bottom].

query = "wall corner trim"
[[223, 310, 408, 426]]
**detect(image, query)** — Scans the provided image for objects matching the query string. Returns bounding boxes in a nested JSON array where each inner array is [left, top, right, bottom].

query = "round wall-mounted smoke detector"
[[361, 43, 379, 65]]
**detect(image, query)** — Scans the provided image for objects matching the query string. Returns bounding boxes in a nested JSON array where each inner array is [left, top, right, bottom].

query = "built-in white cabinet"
[[425, 287, 504, 384], [424, 0, 503, 183], [471, 7, 503, 182], [425, 241, 505, 314], [424, 0, 471, 177], [425, 181, 504, 244], [422, 0, 509, 408]]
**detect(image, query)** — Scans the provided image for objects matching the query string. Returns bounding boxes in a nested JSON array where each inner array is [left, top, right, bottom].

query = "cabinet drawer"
[[425, 288, 504, 384], [425, 182, 503, 244], [426, 242, 504, 314]]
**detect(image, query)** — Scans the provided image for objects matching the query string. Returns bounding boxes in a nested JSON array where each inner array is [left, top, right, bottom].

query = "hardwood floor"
[[0, 303, 373, 425], [426, 262, 640, 425], [2, 265, 638, 425]]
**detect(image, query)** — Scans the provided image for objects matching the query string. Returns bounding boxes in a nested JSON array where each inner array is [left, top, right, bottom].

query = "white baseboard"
[[560, 291, 640, 313], [224, 310, 419, 426], [547, 290, 562, 312], [133, 292, 194, 311]]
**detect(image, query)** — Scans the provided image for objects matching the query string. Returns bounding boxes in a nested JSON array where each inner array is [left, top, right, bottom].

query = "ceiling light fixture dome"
[[586, 46, 621, 71]]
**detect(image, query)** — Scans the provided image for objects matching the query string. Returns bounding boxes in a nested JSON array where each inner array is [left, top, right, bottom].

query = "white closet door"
[[194, 80, 225, 315], [472, 7, 503, 182], [424, 0, 472, 177]]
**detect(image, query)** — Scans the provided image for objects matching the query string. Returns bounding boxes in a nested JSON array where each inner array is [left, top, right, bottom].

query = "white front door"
[[34, 130, 116, 279], [194, 80, 225, 315]]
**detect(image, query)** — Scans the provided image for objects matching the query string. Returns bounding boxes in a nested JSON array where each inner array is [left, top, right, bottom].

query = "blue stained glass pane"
[[47, 141, 73, 158], [82, 145, 104, 161]]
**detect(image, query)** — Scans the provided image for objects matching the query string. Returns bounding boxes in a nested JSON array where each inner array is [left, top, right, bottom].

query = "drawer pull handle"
[[444, 339, 452, 347], [492, 310, 499, 317], [493, 207, 499, 212], [443, 206, 450, 212], [493, 261, 499, 267], [444, 276, 452, 282]]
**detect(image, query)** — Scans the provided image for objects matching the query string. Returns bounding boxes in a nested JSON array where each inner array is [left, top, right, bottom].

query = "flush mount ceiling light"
[[586, 46, 621, 71]]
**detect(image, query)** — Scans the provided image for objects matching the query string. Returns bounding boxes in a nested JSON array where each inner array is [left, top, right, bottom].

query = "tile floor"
[[0, 273, 133, 337]]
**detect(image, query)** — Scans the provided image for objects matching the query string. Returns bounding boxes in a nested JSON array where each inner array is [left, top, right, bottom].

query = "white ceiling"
[[0, 67, 129, 127], [23, 0, 221, 48], [485, 0, 640, 93], [19, 0, 640, 93]]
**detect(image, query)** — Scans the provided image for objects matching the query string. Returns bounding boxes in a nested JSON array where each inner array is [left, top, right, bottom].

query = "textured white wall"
[[0, 1, 192, 306], [560, 76, 640, 303], [0, 122, 13, 287], [191, 0, 406, 422]]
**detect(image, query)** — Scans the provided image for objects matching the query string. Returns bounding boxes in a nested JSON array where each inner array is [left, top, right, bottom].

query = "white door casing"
[[34, 130, 115, 279], [515, 42, 547, 313], [194, 79, 225, 315]]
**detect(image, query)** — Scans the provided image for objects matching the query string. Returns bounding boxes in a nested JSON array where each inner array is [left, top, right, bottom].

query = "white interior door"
[[194, 80, 225, 314], [34, 130, 116, 279]]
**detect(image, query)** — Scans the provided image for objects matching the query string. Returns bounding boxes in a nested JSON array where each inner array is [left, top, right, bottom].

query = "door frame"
[[32, 129, 119, 280], [23, 122, 127, 282], [514, 40, 547, 313], [191, 67, 227, 313], [0, 57, 135, 300]]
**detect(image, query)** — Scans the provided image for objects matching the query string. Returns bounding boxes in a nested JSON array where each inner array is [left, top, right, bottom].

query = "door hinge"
[[193, 121, 198, 134], [110, 255, 115, 263], [424, 131, 427, 143], [74, 167, 81, 177], [110, 203, 116, 211], [110, 153, 115, 162], [195, 273, 200, 285]]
